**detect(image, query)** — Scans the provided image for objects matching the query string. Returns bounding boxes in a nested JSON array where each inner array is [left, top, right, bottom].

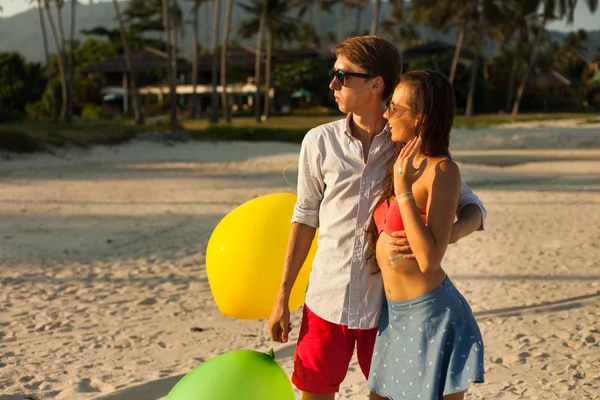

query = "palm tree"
[[113, 0, 144, 124], [188, 0, 209, 118], [53, 0, 71, 120], [337, 0, 348, 43], [465, 0, 508, 116], [209, 0, 221, 123], [464, 0, 483, 117], [162, 0, 178, 127], [36, 0, 58, 121], [67, 0, 76, 120], [296, 0, 339, 45], [448, 22, 466, 83], [205, 0, 212, 41], [561, 30, 593, 107], [512, 0, 599, 115], [43, 0, 68, 120], [352, 0, 367, 36], [370, 0, 381, 35], [263, 18, 273, 119], [413, 0, 474, 84], [380, 0, 420, 47], [238, 0, 266, 122], [170, 0, 183, 122], [239, 0, 300, 121], [221, 0, 235, 123], [497, 0, 539, 112], [294, 0, 337, 45]]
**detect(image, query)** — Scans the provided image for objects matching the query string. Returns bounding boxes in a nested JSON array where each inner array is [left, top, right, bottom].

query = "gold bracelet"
[[396, 192, 414, 206]]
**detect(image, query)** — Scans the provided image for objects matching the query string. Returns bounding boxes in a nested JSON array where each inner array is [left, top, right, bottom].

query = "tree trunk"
[[205, 0, 211, 45], [170, 0, 179, 124], [263, 25, 272, 120], [44, 1, 68, 121], [190, 3, 199, 118], [254, 3, 266, 123], [465, 5, 484, 117], [209, 0, 221, 124], [338, 0, 345, 43], [220, 0, 234, 123], [505, 57, 518, 112], [512, 19, 547, 116], [37, 0, 57, 121], [67, 0, 75, 120], [113, 0, 144, 125], [318, 0, 324, 36], [449, 24, 465, 84], [370, 0, 380, 35], [162, 0, 177, 127], [55, 0, 70, 121], [391, 0, 403, 44]]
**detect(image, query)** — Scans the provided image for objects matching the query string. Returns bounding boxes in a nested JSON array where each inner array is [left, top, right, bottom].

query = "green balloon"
[[166, 349, 295, 400]]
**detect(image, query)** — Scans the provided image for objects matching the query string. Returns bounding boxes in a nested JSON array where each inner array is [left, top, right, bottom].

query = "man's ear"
[[372, 77, 384, 95]]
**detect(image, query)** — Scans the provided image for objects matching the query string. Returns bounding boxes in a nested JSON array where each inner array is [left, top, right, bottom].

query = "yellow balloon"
[[206, 193, 317, 320]]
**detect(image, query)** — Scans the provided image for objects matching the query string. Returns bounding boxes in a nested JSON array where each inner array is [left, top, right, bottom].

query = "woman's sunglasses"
[[330, 68, 375, 86], [388, 102, 410, 118]]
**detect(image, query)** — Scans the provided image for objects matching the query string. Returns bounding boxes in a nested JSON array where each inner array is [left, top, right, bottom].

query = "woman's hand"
[[394, 137, 427, 194]]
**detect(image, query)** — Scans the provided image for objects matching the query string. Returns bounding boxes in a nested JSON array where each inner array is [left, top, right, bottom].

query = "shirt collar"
[[344, 112, 391, 140]]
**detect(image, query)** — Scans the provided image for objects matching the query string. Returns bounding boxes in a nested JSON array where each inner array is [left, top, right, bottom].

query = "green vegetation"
[[3, 113, 599, 153], [2, 0, 599, 152]]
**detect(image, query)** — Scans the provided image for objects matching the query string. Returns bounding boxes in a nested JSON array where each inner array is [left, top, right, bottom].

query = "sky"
[[0, 0, 598, 33]]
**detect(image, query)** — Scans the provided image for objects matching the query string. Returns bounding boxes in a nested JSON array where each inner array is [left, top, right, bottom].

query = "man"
[[267, 36, 486, 400]]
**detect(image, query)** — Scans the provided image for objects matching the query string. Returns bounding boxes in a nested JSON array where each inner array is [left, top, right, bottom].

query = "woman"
[[367, 70, 484, 400]]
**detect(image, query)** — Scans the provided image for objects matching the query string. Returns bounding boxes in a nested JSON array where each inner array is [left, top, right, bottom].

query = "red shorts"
[[292, 305, 377, 394]]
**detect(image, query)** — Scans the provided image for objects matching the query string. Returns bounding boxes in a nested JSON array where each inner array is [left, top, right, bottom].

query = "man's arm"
[[268, 223, 316, 342], [277, 223, 317, 302], [449, 203, 482, 244], [389, 179, 485, 259], [268, 129, 323, 343], [449, 179, 486, 243]]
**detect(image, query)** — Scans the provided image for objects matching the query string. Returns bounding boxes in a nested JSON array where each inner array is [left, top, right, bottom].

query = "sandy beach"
[[1, 121, 600, 400]]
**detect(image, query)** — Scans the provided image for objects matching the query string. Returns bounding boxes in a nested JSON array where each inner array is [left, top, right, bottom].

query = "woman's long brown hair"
[[367, 70, 456, 273]]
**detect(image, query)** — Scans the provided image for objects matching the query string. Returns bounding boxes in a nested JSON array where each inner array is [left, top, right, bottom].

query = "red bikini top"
[[374, 198, 426, 237]]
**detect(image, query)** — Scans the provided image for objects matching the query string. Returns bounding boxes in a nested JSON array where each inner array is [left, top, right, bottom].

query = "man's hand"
[[449, 220, 462, 244], [267, 297, 292, 343], [387, 214, 427, 260], [449, 204, 483, 244], [387, 231, 415, 260]]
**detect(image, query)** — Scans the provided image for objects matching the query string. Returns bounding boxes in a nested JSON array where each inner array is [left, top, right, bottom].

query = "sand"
[[1, 122, 599, 400]]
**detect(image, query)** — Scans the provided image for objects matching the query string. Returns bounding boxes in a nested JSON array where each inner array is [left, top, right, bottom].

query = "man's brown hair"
[[335, 36, 403, 101]]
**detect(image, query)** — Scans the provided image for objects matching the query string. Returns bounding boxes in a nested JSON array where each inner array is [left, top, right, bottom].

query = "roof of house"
[[193, 44, 334, 72], [531, 69, 579, 88], [81, 46, 192, 74], [81, 42, 480, 76]]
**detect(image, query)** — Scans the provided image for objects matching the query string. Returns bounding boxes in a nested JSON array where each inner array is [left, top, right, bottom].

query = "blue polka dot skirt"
[[368, 277, 484, 399]]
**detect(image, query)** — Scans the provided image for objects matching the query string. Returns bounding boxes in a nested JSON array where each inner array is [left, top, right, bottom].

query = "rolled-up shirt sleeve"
[[457, 179, 487, 230], [291, 129, 324, 228]]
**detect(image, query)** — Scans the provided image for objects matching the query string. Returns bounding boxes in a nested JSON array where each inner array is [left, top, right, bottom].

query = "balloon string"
[[282, 160, 298, 188]]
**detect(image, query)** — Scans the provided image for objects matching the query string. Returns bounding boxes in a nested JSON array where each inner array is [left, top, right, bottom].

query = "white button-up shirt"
[[292, 114, 486, 330]]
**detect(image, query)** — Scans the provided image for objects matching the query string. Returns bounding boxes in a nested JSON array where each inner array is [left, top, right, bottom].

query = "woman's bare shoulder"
[[425, 156, 459, 176]]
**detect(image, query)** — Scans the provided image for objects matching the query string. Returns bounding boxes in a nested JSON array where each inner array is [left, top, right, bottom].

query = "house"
[[81, 41, 478, 114], [81, 44, 334, 114]]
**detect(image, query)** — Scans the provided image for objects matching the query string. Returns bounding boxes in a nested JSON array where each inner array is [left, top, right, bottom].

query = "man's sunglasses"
[[330, 68, 374, 86]]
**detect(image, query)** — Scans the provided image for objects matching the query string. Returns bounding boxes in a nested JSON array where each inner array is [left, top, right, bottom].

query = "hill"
[[1, 1, 598, 63]]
